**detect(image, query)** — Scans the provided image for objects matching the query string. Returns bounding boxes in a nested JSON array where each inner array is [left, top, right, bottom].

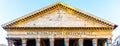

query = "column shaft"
[[92, 39, 97, 46], [105, 41, 107, 46], [78, 39, 83, 46], [36, 38, 41, 46], [22, 38, 27, 46], [106, 38, 112, 46], [50, 38, 54, 46], [8, 39, 12, 46], [64, 38, 69, 46]]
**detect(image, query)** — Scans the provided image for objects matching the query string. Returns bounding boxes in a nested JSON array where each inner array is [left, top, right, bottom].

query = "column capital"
[[79, 39, 83, 46], [107, 38, 112, 45], [79, 39, 83, 41], [105, 38, 112, 46], [22, 38, 27, 44], [8, 38, 13, 46], [64, 38, 69, 46], [22, 38, 27, 46], [92, 39, 97, 46], [50, 38, 55, 41], [65, 38, 69, 42], [36, 38, 41, 42], [36, 38, 41, 46], [50, 38, 55, 46], [92, 39, 97, 44]]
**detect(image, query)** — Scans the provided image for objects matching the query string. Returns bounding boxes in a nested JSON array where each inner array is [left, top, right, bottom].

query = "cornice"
[[3, 27, 113, 30]]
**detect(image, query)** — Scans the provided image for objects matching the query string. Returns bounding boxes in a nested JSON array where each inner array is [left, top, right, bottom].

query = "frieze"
[[26, 32, 92, 36], [7, 31, 112, 38]]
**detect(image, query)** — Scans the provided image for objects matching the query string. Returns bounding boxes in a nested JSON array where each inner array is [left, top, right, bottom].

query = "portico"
[[7, 38, 111, 46], [5, 27, 113, 46], [2, 2, 117, 46]]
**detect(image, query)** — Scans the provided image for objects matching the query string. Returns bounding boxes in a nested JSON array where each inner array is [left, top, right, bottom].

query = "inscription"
[[27, 32, 92, 36]]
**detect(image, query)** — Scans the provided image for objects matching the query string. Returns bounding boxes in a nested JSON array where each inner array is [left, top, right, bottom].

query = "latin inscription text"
[[27, 32, 92, 36]]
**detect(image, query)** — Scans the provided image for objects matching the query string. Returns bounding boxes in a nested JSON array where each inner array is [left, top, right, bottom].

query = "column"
[[22, 38, 27, 46], [36, 38, 41, 46], [92, 39, 97, 46], [8, 39, 13, 46], [64, 38, 69, 46], [105, 40, 108, 46], [78, 39, 83, 46], [49, 38, 55, 46], [106, 38, 112, 46]]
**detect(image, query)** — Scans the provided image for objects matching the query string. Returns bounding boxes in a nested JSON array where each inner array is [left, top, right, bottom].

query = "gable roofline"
[[1, 2, 118, 29]]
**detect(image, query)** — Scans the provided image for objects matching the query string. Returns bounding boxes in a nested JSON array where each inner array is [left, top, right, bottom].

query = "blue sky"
[[0, 0, 120, 45]]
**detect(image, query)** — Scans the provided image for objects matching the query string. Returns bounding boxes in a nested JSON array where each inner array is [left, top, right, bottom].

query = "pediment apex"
[[1, 2, 117, 29]]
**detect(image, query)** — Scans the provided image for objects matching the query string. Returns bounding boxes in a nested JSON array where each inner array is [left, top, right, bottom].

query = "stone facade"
[[2, 2, 117, 46]]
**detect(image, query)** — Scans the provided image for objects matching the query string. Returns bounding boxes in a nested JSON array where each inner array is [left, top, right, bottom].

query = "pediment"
[[11, 9, 107, 27], [2, 2, 117, 28]]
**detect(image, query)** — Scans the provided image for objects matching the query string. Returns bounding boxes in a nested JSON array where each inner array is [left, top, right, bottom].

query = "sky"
[[0, 0, 120, 45]]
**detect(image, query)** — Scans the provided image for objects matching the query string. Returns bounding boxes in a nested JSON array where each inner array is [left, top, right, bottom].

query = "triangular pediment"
[[10, 9, 108, 27], [2, 2, 117, 29]]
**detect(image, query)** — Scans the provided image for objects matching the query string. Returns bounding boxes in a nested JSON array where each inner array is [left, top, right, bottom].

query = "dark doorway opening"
[[97, 39, 106, 46], [84, 39, 92, 46], [69, 39, 78, 46], [41, 39, 50, 46], [14, 39, 22, 46], [27, 39, 36, 46], [54, 39, 64, 46]]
